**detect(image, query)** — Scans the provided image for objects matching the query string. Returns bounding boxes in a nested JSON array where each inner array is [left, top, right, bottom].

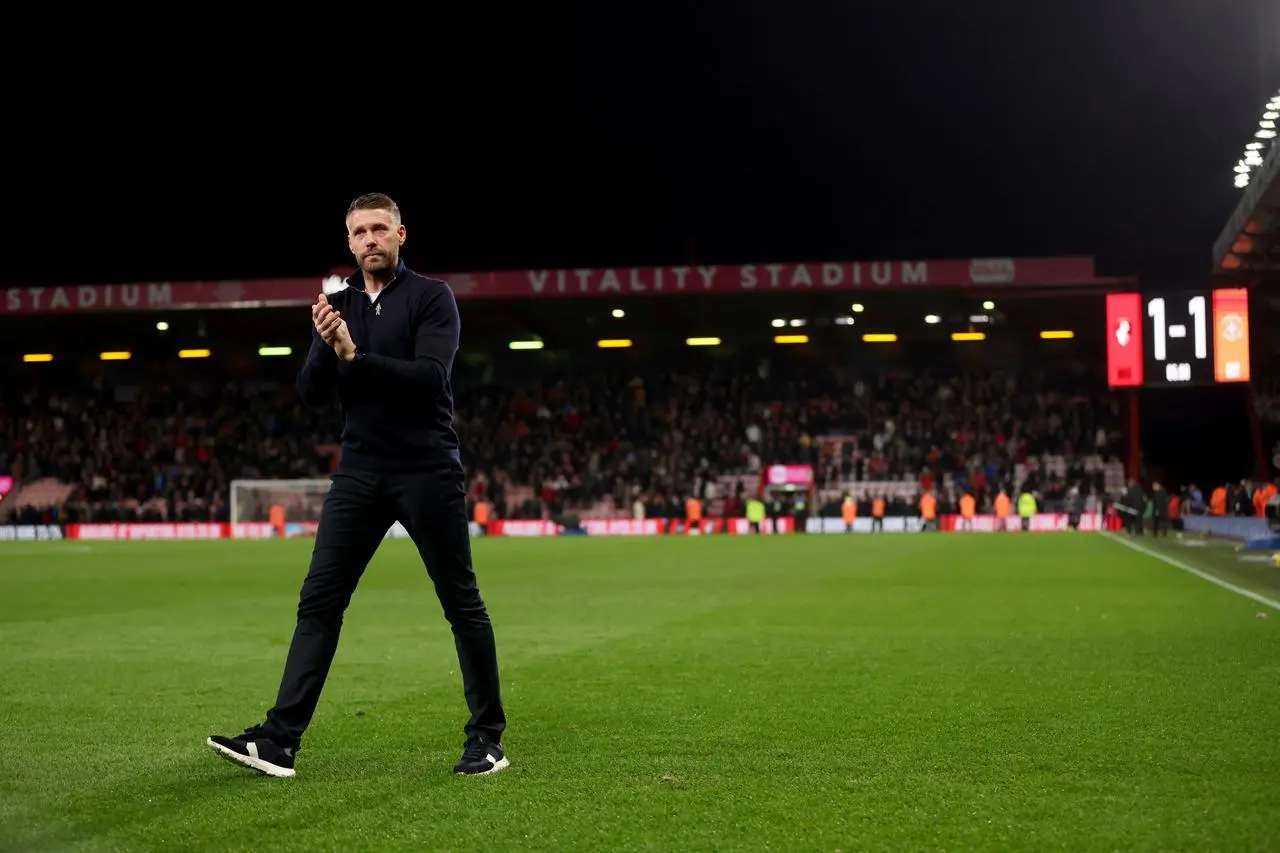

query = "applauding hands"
[[312, 294, 357, 362]]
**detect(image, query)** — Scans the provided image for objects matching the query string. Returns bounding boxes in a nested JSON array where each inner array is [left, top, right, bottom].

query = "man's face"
[[347, 208, 406, 273]]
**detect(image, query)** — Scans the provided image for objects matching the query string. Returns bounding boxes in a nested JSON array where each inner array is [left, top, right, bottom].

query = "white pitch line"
[[1101, 532, 1280, 612]]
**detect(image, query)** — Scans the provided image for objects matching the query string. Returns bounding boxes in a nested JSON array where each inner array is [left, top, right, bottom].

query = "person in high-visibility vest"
[[994, 490, 1012, 532], [1255, 481, 1277, 518], [958, 493, 976, 531], [842, 495, 857, 533], [1210, 485, 1228, 516], [1017, 490, 1038, 532], [871, 496, 886, 532], [269, 504, 286, 538], [473, 499, 492, 536], [685, 496, 703, 535], [919, 490, 937, 531], [746, 497, 766, 534]]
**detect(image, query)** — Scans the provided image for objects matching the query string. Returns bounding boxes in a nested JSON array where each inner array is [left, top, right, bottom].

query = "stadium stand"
[[0, 348, 1130, 526], [0, 362, 338, 525]]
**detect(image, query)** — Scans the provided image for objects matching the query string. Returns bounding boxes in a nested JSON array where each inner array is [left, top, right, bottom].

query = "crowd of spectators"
[[1, 349, 1131, 527], [455, 354, 1125, 521], [0, 364, 337, 525], [1258, 378, 1280, 474]]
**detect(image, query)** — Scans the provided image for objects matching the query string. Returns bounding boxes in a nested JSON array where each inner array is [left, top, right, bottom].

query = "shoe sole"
[[456, 756, 510, 776], [206, 738, 296, 778]]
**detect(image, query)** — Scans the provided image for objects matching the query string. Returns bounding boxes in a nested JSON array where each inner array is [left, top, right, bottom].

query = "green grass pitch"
[[2, 533, 1279, 852]]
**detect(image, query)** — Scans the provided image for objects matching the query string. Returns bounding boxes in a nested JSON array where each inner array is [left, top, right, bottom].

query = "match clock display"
[[1106, 288, 1251, 388]]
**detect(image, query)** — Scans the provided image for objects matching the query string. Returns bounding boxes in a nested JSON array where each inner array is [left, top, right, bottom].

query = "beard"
[[360, 250, 395, 272]]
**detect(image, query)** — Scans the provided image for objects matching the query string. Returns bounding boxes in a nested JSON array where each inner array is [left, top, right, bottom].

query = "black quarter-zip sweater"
[[296, 260, 462, 471]]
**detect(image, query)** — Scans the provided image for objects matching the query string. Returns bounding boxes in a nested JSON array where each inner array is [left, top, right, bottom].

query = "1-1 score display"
[[1105, 288, 1251, 388]]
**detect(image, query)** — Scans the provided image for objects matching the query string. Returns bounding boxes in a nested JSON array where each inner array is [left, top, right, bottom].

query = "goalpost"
[[230, 478, 332, 525], [228, 478, 449, 540]]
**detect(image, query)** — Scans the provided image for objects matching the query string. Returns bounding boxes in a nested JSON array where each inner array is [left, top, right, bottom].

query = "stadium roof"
[[0, 287, 1120, 367], [1213, 91, 1280, 282]]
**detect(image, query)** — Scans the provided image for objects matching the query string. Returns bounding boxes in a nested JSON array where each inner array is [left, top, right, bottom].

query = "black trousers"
[[262, 464, 505, 748]]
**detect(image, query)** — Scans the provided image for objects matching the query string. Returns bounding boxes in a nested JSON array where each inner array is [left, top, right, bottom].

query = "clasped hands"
[[313, 294, 357, 362]]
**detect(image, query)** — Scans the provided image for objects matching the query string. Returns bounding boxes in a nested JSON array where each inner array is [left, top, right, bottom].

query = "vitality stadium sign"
[[468, 256, 1095, 297], [0, 256, 1102, 314]]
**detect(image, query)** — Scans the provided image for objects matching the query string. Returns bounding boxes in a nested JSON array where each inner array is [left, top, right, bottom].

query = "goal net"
[[230, 478, 331, 525], [229, 478, 433, 540]]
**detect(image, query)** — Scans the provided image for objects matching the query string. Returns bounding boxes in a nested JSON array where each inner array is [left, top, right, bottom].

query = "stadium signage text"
[[1, 256, 1101, 315], [0, 524, 64, 541], [938, 513, 1110, 532], [5, 283, 175, 314], [440, 256, 1096, 298], [0, 280, 309, 315], [524, 262, 931, 294], [31, 514, 1121, 542], [71, 523, 229, 540], [805, 517, 925, 534]]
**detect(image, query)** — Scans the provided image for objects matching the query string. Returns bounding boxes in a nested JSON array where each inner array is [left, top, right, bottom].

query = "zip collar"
[[345, 258, 407, 293]]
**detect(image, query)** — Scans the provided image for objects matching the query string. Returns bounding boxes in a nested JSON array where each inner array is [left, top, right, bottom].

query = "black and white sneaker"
[[453, 736, 509, 775], [206, 727, 297, 778]]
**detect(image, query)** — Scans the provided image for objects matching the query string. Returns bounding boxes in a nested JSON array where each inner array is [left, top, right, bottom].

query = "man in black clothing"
[[1065, 486, 1083, 531], [207, 193, 508, 778], [1121, 480, 1146, 536], [1150, 482, 1170, 537]]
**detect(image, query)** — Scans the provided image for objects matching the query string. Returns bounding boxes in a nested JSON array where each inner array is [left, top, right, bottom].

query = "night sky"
[[4, 0, 1276, 290]]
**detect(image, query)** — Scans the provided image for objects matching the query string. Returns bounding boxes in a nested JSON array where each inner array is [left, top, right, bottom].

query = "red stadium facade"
[[0, 254, 1108, 315]]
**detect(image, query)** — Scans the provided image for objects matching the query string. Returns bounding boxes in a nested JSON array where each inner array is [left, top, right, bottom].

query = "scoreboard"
[[1106, 288, 1251, 388]]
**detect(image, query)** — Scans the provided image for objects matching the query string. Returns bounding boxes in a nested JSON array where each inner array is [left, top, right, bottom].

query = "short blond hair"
[[346, 193, 401, 225]]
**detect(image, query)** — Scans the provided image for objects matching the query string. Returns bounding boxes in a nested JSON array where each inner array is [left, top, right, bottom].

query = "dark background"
[[1, 0, 1276, 289]]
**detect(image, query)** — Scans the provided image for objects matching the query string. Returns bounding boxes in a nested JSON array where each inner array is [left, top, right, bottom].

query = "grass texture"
[[2, 533, 1278, 852]]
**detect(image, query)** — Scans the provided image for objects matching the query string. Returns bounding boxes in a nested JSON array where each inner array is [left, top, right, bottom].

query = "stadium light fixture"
[[789, 319, 806, 328], [258, 346, 292, 357], [156, 321, 170, 332], [851, 303, 865, 313], [924, 314, 941, 324], [1040, 330, 1074, 340], [770, 318, 787, 328], [22, 353, 53, 363], [1234, 91, 1280, 187], [507, 340, 544, 351], [178, 349, 211, 359], [969, 314, 992, 324], [982, 300, 995, 310], [774, 334, 808, 344], [597, 339, 632, 349], [834, 316, 855, 326], [862, 333, 897, 343], [686, 337, 721, 346], [100, 351, 131, 361], [611, 309, 625, 319]]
